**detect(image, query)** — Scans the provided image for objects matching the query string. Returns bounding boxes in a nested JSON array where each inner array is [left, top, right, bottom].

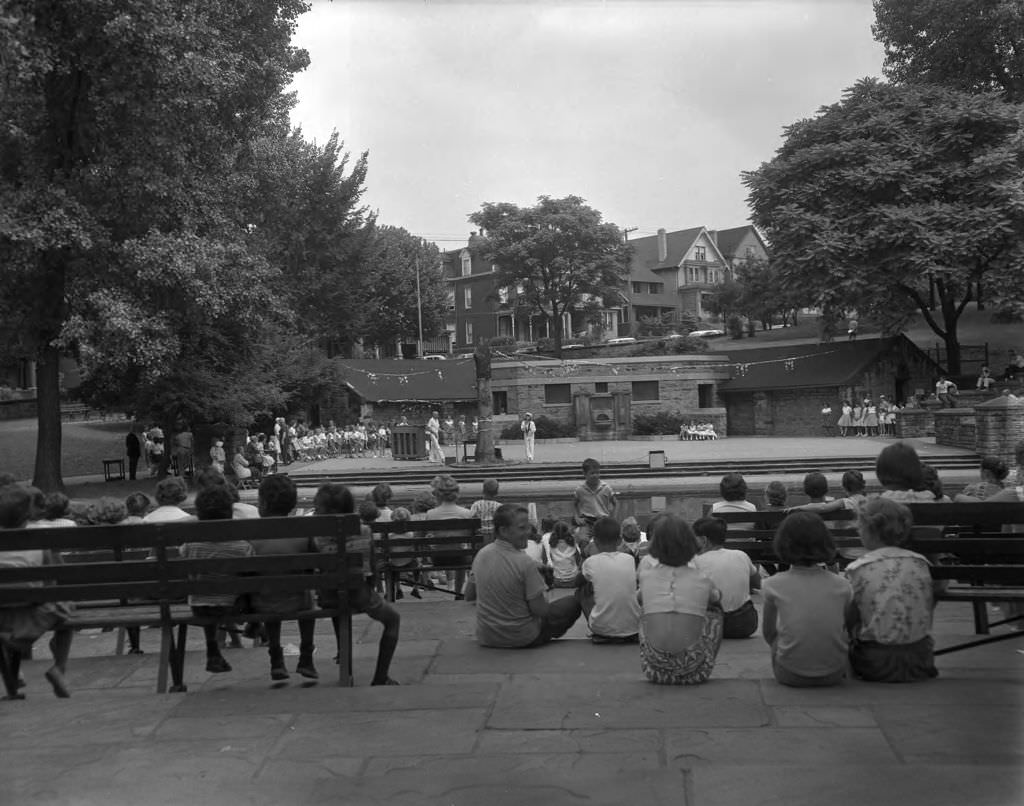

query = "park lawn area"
[[0, 417, 132, 484]]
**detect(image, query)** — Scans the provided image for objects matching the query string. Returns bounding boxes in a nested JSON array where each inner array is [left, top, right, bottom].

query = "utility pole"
[[623, 226, 638, 242], [415, 254, 424, 358]]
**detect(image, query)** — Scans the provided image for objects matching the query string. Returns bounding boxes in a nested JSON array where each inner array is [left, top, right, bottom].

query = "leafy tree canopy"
[[873, 0, 1024, 101], [743, 78, 1024, 374], [468, 196, 631, 356]]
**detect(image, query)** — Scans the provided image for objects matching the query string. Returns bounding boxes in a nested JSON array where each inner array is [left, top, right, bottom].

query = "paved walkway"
[[3, 598, 1022, 805]]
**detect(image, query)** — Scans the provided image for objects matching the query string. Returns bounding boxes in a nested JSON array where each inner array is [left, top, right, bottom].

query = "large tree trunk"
[[32, 344, 65, 491], [473, 343, 496, 463]]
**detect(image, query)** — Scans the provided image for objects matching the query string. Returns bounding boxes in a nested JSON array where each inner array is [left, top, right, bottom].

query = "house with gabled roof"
[[623, 226, 733, 329], [708, 225, 770, 272]]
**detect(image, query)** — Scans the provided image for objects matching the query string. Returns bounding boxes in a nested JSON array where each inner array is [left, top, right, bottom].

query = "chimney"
[[657, 228, 667, 263], [709, 230, 718, 246]]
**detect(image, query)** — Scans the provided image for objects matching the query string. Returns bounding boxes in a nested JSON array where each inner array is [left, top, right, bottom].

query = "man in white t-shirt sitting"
[[692, 516, 761, 639]]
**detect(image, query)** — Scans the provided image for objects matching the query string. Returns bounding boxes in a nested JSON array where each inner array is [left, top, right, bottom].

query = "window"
[[694, 246, 706, 261], [745, 245, 756, 258], [698, 383, 715, 408], [464, 321, 473, 345], [492, 391, 508, 414], [544, 384, 572, 404], [652, 283, 664, 294], [498, 286, 509, 304], [595, 382, 608, 393], [460, 252, 471, 277], [631, 380, 659, 401], [464, 287, 472, 309], [632, 282, 643, 294]]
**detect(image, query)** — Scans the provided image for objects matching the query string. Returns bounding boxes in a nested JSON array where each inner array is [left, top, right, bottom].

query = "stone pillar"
[[612, 391, 631, 439], [974, 396, 1024, 466], [896, 408, 933, 439]]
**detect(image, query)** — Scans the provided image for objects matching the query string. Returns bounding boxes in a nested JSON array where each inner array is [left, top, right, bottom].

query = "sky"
[[288, 0, 886, 248]]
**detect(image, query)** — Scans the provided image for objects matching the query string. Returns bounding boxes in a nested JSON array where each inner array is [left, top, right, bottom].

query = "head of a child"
[[773, 511, 835, 567], [540, 515, 556, 534], [411, 489, 437, 514], [876, 442, 924, 491], [592, 516, 621, 552], [195, 486, 234, 521], [841, 470, 866, 496], [154, 476, 188, 507], [979, 455, 1009, 484], [43, 491, 71, 521], [763, 481, 788, 508], [550, 520, 575, 549], [314, 483, 354, 515], [919, 463, 945, 500], [482, 478, 500, 499], [857, 497, 913, 550], [125, 492, 152, 519], [358, 499, 379, 524], [719, 473, 748, 502], [620, 516, 642, 545], [646, 512, 699, 567], [91, 497, 128, 525], [692, 516, 728, 549], [370, 482, 393, 509], [803, 472, 829, 501], [258, 473, 297, 517], [0, 484, 31, 529], [25, 486, 45, 521], [391, 506, 411, 534], [194, 467, 240, 503], [582, 458, 601, 488], [527, 523, 541, 544], [431, 473, 460, 504]]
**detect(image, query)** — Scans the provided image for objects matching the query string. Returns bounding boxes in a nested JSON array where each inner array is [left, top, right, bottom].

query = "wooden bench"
[[0, 515, 364, 696], [59, 403, 92, 422], [370, 517, 482, 602], [713, 503, 1024, 655]]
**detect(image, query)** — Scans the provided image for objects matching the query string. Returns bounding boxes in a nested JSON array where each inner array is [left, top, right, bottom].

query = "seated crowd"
[[1, 438, 1021, 698]]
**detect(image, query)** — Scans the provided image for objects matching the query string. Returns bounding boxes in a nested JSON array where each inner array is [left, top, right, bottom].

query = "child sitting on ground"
[[693, 516, 761, 639], [637, 513, 723, 685], [469, 478, 501, 543], [761, 512, 852, 687], [580, 517, 640, 643], [845, 497, 939, 682], [544, 520, 582, 590]]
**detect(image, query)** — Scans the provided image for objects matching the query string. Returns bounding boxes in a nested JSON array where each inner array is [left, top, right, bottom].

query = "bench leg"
[[0, 646, 22, 699], [169, 624, 189, 692], [972, 601, 990, 635], [336, 612, 353, 687], [115, 626, 126, 656], [157, 625, 172, 694]]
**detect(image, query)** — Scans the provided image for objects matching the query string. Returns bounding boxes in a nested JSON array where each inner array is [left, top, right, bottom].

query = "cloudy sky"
[[288, 0, 885, 247]]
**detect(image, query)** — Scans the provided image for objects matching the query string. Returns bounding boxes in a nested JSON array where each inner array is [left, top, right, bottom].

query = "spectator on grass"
[[845, 497, 939, 682], [312, 482, 402, 685], [251, 474, 318, 682], [580, 516, 640, 644], [143, 477, 193, 523], [472, 504, 581, 648], [231, 446, 252, 481], [180, 485, 254, 676]]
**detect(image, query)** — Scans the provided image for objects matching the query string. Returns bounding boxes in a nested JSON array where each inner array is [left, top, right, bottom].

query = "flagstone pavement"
[[3, 594, 1022, 806]]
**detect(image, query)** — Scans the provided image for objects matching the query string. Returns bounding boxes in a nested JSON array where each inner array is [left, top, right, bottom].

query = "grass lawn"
[[0, 418, 132, 484]]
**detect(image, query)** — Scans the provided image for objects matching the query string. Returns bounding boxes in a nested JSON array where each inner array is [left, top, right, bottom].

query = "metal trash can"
[[392, 425, 427, 460]]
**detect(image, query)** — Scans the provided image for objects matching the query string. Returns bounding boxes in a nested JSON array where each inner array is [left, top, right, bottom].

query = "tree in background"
[[0, 0, 310, 489], [743, 79, 1024, 375], [358, 226, 448, 352], [873, 0, 1024, 101], [469, 196, 631, 357]]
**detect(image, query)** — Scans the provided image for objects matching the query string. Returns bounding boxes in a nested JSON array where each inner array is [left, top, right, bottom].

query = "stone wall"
[[896, 408, 933, 439], [974, 396, 1024, 466], [933, 409, 975, 450]]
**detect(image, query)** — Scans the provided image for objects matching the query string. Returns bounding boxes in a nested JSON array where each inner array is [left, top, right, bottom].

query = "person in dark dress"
[[125, 428, 142, 481]]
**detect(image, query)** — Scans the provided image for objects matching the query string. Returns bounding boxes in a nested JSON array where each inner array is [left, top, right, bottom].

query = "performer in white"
[[521, 411, 536, 462], [426, 410, 444, 463]]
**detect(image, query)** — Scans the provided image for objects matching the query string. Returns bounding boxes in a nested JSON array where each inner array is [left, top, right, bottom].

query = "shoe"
[[296, 656, 319, 680], [371, 677, 400, 686], [128, 647, 144, 655], [205, 656, 232, 674], [45, 667, 70, 698], [410, 587, 422, 600], [269, 648, 290, 681]]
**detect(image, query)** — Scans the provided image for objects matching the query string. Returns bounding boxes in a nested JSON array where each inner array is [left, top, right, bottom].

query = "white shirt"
[[582, 551, 641, 638], [693, 547, 757, 612]]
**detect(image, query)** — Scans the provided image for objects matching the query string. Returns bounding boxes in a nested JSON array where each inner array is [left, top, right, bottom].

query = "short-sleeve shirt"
[[180, 539, 254, 608], [574, 482, 616, 520], [637, 556, 715, 616], [845, 546, 934, 644], [693, 547, 757, 612], [762, 566, 852, 678], [472, 539, 547, 647], [582, 551, 640, 638]]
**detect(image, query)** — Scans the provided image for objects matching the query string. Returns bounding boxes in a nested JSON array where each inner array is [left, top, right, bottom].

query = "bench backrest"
[[370, 518, 482, 567], [0, 515, 364, 606]]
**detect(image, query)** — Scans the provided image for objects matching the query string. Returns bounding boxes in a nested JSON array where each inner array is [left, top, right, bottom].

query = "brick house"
[[717, 336, 941, 436]]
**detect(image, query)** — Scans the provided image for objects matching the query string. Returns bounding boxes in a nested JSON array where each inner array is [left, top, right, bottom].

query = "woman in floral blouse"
[[844, 497, 940, 683]]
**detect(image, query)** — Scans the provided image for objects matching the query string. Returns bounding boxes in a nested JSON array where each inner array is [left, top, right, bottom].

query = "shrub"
[[489, 335, 515, 347], [991, 306, 1023, 324], [632, 411, 688, 436], [727, 315, 745, 339], [499, 414, 575, 439]]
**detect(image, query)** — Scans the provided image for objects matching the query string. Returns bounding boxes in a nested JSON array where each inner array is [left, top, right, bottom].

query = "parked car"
[[606, 337, 637, 345], [689, 329, 725, 338], [423, 354, 447, 361]]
